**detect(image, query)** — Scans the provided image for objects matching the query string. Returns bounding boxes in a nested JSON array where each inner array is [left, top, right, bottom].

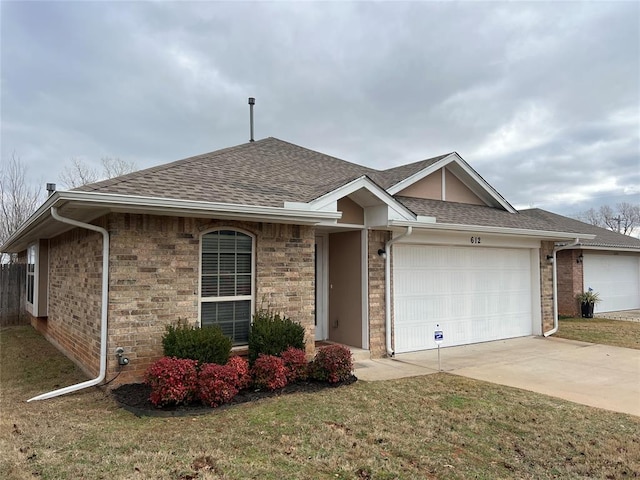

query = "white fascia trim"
[[1, 193, 59, 252], [388, 219, 597, 240], [387, 153, 517, 214], [1, 190, 342, 252], [568, 245, 640, 253], [61, 190, 342, 221], [305, 176, 416, 221]]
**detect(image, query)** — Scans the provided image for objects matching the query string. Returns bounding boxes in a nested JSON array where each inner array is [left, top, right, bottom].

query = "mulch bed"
[[112, 375, 357, 417]]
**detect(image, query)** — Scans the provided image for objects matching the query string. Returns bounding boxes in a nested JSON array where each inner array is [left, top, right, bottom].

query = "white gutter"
[[388, 219, 595, 241], [544, 238, 580, 338], [28, 207, 109, 402], [2, 190, 343, 253], [384, 226, 413, 357]]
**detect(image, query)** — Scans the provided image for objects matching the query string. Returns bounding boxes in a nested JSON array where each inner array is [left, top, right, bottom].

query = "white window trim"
[[26, 242, 48, 317], [26, 244, 37, 313], [198, 228, 256, 344]]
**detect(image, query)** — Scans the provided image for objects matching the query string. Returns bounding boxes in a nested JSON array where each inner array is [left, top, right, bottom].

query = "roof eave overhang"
[[1, 191, 342, 253], [564, 245, 640, 253], [387, 219, 597, 241]]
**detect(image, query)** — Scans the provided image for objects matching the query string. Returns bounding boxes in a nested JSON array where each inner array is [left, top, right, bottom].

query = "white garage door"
[[583, 254, 640, 313], [393, 244, 533, 353]]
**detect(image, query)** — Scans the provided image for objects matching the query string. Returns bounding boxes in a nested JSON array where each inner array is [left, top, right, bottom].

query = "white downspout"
[[384, 226, 413, 357], [544, 238, 580, 338], [28, 207, 109, 402]]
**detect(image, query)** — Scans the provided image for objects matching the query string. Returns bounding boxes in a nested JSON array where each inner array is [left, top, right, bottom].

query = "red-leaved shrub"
[[280, 347, 309, 382], [227, 355, 251, 390], [251, 354, 288, 391], [145, 357, 199, 407], [310, 344, 353, 383], [198, 363, 239, 407]]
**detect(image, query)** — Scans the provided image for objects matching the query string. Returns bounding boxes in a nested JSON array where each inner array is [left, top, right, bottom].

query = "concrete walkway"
[[354, 336, 640, 416], [597, 309, 640, 322]]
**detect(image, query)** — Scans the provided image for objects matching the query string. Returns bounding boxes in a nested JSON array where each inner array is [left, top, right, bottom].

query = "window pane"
[[27, 276, 34, 304], [201, 253, 218, 275], [201, 300, 250, 345], [236, 235, 252, 252], [218, 275, 235, 296], [237, 275, 251, 296], [202, 233, 219, 252], [201, 276, 218, 297], [237, 253, 251, 274], [219, 253, 235, 273]]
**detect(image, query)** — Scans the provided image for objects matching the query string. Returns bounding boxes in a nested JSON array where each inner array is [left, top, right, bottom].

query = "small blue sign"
[[434, 330, 444, 343]]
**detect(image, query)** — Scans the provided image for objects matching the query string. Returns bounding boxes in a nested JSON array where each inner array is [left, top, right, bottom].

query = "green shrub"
[[248, 309, 305, 363], [162, 322, 232, 365]]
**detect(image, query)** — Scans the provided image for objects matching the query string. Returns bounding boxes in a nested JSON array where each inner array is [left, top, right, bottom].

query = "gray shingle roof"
[[76, 137, 379, 207], [75, 138, 455, 207], [72, 137, 639, 246], [519, 209, 640, 249], [395, 197, 581, 232], [370, 154, 451, 189]]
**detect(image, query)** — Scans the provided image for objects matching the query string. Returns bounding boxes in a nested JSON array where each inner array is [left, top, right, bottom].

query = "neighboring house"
[[2, 137, 601, 389], [520, 209, 640, 316]]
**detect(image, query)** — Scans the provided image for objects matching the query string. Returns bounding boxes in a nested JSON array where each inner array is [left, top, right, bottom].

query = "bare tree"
[[59, 157, 137, 189], [0, 153, 43, 262], [575, 202, 640, 236], [100, 157, 137, 179], [59, 158, 100, 188]]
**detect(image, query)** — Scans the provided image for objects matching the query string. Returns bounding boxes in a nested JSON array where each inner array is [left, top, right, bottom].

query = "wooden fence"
[[0, 263, 27, 326]]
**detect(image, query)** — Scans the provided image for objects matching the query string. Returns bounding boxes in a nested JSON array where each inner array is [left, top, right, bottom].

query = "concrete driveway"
[[354, 336, 640, 416]]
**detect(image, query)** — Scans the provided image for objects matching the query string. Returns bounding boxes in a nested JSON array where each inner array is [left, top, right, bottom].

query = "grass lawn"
[[556, 317, 640, 350], [1, 326, 639, 480]]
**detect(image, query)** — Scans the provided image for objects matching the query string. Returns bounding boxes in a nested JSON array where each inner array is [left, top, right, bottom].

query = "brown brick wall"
[[557, 249, 583, 317], [367, 230, 390, 358], [540, 241, 555, 333], [45, 224, 105, 378], [107, 214, 315, 384]]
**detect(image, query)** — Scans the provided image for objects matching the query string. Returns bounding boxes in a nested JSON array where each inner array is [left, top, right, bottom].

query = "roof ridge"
[[381, 152, 454, 174], [267, 137, 377, 172], [75, 138, 273, 192]]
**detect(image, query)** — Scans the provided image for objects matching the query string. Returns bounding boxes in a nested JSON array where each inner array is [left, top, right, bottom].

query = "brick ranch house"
[[4, 137, 611, 398]]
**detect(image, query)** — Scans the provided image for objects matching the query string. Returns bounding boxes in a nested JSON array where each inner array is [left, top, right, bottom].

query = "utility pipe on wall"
[[543, 238, 580, 338], [27, 207, 110, 402], [384, 226, 413, 357]]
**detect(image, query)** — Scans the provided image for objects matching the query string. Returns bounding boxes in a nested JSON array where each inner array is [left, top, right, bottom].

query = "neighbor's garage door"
[[583, 253, 640, 313], [393, 244, 533, 353]]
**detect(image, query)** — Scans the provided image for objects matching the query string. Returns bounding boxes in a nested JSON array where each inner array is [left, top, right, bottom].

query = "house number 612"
[[470, 236, 481, 244]]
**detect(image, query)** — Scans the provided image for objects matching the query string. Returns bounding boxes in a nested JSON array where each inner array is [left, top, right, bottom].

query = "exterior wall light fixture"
[[377, 248, 387, 259], [577, 254, 584, 264], [546, 254, 554, 264]]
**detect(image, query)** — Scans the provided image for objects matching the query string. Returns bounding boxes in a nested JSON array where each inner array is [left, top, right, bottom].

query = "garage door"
[[393, 244, 533, 353], [583, 254, 640, 313]]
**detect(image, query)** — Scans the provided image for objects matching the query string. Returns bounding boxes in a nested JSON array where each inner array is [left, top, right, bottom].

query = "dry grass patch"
[[557, 317, 640, 350], [2, 325, 639, 479]]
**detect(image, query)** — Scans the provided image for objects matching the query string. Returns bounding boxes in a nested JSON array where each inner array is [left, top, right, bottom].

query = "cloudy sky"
[[1, 1, 638, 217]]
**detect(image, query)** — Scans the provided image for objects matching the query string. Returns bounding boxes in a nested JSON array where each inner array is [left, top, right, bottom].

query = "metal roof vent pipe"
[[248, 97, 255, 142], [46, 183, 56, 196]]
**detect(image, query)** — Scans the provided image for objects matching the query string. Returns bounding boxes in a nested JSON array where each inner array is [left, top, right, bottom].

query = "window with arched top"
[[200, 229, 254, 345]]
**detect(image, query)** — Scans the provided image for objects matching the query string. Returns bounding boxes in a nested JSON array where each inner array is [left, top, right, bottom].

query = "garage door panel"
[[583, 254, 640, 312], [393, 245, 533, 353]]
